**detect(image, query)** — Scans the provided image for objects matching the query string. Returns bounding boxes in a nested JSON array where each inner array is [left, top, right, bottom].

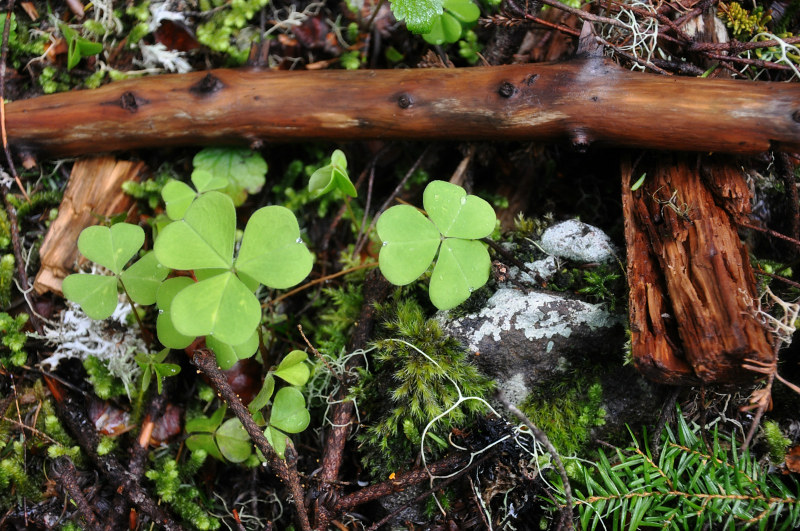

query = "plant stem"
[[191, 348, 312, 531], [267, 262, 377, 307]]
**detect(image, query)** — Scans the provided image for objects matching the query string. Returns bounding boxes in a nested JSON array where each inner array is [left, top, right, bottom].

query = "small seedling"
[[59, 23, 104, 70], [135, 348, 181, 394], [308, 149, 356, 198], [377, 180, 496, 310]]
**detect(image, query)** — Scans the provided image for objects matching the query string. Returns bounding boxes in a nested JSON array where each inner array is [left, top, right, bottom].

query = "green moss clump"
[[83, 356, 128, 400], [196, 0, 269, 64], [146, 451, 220, 530], [718, 1, 771, 40], [520, 378, 606, 456], [0, 312, 27, 366], [762, 420, 791, 464], [354, 298, 494, 477]]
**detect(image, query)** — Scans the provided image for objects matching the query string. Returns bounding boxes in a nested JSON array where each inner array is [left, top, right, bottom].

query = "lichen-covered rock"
[[539, 219, 617, 264], [441, 288, 623, 404]]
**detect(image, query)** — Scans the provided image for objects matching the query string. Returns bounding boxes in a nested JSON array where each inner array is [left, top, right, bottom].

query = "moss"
[[83, 356, 128, 400], [196, 0, 269, 65], [0, 312, 27, 365], [762, 420, 791, 464], [146, 451, 220, 530], [354, 297, 494, 477], [717, 1, 771, 40], [520, 377, 606, 456]]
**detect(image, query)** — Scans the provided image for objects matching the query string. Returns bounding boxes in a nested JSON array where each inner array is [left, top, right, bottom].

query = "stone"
[[441, 288, 623, 405], [539, 219, 617, 264]]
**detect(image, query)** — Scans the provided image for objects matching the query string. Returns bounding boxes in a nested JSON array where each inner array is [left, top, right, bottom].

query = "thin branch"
[[191, 349, 312, 531]]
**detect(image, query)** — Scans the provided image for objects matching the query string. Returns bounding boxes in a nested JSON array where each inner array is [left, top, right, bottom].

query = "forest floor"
[[1, 0, 800, 530]]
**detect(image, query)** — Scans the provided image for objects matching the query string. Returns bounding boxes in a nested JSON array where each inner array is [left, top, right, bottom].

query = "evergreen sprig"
[[552, 411, 800, 529]]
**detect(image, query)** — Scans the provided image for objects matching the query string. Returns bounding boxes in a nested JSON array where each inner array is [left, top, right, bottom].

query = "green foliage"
[[552, 411, 800, 529], [0, 254, 15, 309], [354, 298, 493, 477], [0, 206, 9, 250], [0, 13, 47, 68], [718, 1, 771, 40], [63, 223, 169, 320], [146, 452, 220, 530], [521, 379, 606, 456], [0, 441, 42, 506], [58, 24, 104, 70], [187, 351, 312, 460], [763, 420, 791, 464], [192, 147, 268, 206], [83, 355, 127, 399], [155, 191, 312, 348], [578, 267, 623, 311], [135, 348, 181, 394], [122, 168, 174, 211], [421, 0, 480, 45], [377, 180, 496, 310], [308, 150, 356, 198], [6, 190, 62, 219], [0, 312, 28, 366], [458, 29, 482, 64], [390, 0, 445, 34], [196, 0, 270, 64]]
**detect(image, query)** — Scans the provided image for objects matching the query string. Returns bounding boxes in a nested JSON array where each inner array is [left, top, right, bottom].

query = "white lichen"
[[37, 301, 145, 397], [539, 219, 617, 264], [449, 288, 619, 352]]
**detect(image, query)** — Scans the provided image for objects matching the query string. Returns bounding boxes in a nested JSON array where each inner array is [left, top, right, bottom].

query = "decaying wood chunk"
[[34, 157, 146, 295], [623, 155, 774, 384]]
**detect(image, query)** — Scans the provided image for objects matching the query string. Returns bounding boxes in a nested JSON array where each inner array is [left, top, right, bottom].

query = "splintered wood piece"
[[34, 157, 146, 295], [625, 155, 773, 384], [622, 157, 696, 385], [5, 57, 800, 157]]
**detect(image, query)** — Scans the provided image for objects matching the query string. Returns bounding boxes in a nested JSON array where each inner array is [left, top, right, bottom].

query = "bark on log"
[[5, 57, 800, 157], [34, 156, 145, 295], [623, 154, 774, 384]]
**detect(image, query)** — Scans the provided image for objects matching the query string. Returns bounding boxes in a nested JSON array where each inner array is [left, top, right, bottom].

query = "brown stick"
[[191, 349, 312, 531], [5, 58, 800, 157]]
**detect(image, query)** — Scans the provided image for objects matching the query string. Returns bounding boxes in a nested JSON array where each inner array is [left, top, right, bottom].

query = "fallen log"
[[5, 56, 800, 157]]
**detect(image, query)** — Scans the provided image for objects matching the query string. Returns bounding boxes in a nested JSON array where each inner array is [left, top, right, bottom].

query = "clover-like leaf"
[[235, 206, 313, 289], [422, 11, 463, 44], [423, 180, 495, 239], [170, 272, 261, 346], [190, 169, 227, 194], [249, 374, 276, 414], [206, 331, 259, 371], [390, 0, 444, 33], [155, 276, 195, 349], [308, 150, 356, 198], [265, 426, 288, 459], [161, 180, 196, 220], [274, 350, 310, 386], [77, 223, 144, 275], [185, 433, 224, 461], [185, 405, 226, 434], [269, 387, 310, 434], [192, 147, 267, 206], [429, 238, 490, 310], [215, 418, 252, 463], [377, 205, 441, 285], [62, 274, 119, 320], [154, 191, 235, 271], [120, 251, 170, 306]]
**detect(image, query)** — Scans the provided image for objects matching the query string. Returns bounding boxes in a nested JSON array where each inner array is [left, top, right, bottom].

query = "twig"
[[44, 376, 187, 531], [739, 221, 800, 249], [496, 391, 574, 530], [51, 456, 100, 529], [335, 453, 469, 511], [754, 269, 800, 291], [191, 349, 312, 531], [364, 453, 487, 531], [268, 262, 377, 307], [354, 146, 432, 257]]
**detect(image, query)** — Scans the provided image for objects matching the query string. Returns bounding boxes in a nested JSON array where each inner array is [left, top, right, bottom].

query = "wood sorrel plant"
[[377, 180, 496, 310]]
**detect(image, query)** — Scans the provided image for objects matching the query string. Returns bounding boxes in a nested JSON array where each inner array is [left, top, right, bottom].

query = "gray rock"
[[539, 219, 617, 264], [441, 288, 623, 405]]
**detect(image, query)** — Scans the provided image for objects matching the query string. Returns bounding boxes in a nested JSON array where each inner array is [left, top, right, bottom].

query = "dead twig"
[[51, 456, 100, 529], [191, 348, 312, 531]]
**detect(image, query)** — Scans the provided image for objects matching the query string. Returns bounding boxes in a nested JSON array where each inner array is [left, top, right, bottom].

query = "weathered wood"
[[5, 57, 800, 157], [33, 156, 145, 295], [624, 154, 774, 384]]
